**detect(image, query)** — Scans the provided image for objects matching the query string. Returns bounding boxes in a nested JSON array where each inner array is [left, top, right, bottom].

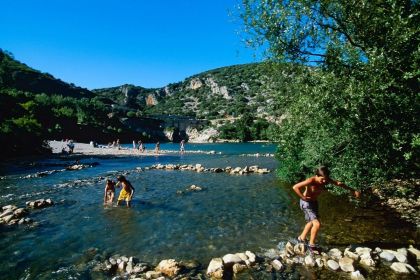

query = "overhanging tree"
[[240, 0, 419, 189]]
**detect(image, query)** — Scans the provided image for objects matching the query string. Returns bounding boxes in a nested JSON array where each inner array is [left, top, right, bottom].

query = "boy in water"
[[115, 175, 135, 207], [293, 166, 360, 252], [103, 179, 115, 205]]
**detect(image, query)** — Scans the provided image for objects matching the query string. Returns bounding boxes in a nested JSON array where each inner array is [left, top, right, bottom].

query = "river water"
[[0, 143, 418, 279]]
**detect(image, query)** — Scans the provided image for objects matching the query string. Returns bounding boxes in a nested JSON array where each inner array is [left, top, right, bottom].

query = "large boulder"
[[339, 257, 355, 272], [207, 258, 224, 278], [390, 262, 416, 273], [156, 259, 181, 277]]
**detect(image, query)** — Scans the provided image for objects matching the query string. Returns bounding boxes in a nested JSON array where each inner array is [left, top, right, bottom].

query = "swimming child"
[[103, 179, 115, 205], [292, 166, 360, 252], [115, 175, 135, 207]]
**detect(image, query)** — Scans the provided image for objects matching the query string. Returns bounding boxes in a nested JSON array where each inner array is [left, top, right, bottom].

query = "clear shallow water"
[[0, 143, 418, 279]]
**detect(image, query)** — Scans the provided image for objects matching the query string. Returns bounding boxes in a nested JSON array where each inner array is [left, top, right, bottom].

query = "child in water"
[[116, 175, 135, 207], [292, 166, 360, 252], [103, 179, 115, 205]]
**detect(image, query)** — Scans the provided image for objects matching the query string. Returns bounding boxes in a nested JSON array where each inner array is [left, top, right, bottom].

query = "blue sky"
[[0, 0, 260, 89]]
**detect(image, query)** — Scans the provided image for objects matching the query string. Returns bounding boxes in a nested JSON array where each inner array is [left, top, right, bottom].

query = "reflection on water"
[[0, 144, 418, 279]]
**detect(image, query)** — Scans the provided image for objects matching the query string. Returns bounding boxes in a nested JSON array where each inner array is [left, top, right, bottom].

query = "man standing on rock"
[[116, 175, 135, 208], [293, 166, 360, 252]]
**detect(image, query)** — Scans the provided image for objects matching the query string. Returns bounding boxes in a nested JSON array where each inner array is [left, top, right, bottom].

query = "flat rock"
[[350, 270, 366, 280], [235, 253, 248, 262], [222, 253, 243, 265], [315, 258, 323, 268], [355, 247, 372, 256], [390, 262, 411, 273], [327, 260, 340, 271], [271, 260, 283, 271], [145, 271, 162, 279], [328, 248, 343, 261], [384, 250, 407, 263], [379, 251, 395, 262], [339, 257, 355, 272], [344, 248, 359, 261]]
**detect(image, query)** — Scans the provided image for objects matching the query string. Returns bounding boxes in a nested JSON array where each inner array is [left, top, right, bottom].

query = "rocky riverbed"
[[74, 241, 420, 279]]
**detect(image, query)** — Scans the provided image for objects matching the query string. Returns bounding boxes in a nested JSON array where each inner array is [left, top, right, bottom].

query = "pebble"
[[327, 259, 340, 271], [271, 259, 283, 271], [339, 256, 355, 272]]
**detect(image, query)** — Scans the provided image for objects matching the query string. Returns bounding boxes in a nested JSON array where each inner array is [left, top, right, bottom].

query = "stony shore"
[[87, 241, 420, 279]]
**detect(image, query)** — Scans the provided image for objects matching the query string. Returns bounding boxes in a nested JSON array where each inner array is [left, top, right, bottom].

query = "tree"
[[240, 0, 420, 190]]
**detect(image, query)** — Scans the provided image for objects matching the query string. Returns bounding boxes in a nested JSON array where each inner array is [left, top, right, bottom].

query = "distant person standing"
[[138, 140, 144, 153], [115, 175, 135, 208], [133, 140, 136, 150], [180, 140, 185, 154], [155, 142, 160, 154]]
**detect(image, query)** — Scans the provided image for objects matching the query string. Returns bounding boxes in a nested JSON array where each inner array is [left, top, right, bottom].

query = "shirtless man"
[[293, 166, 360, 251], [115, 175, 135, 207]]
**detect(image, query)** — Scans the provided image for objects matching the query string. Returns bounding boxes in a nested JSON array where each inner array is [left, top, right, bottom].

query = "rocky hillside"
[[94, 63, 289, 123]]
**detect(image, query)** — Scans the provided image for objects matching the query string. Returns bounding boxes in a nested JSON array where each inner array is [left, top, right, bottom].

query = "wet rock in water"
[[390, 262, 413, 273], [328, 248, 343, 261], [344, 248, 360, 261], [2, 205, 17, 211], [263, 248, 281, 259], [206, 258, 224, 278], [187, 185, 203, 192], [213, 168, 224, 173], [235, 253, 248, 262], [327, 260, 340, 271], [126, 261, 133, 273], [304, 255, 315, 267], [271, 259, 283, 271], [355, 247, 372, 256], [26, 198, 54, 209], [0, 209, 14, 219], [245, 251, 256, 264], [13, 208, 28, 218], [3, 214, 14, 224], [379, 251, 395, 262], [384, 250, 407, 263], [339, 256, 355, 272], [232, 263, 247, 274], [121, 256, 129, 262], [359, 253, 375, 267], [257, 168, 270, 174], [350, 270, 366, 280], [118, 260, 126, 271], [285, 242, 295, 256], [408, 245, 420, 262], [294, 243, 306, 255], [145, 270, 162, 279], [156, 259, 181, 277], [315, 257, 324, 268], [222, 253, 243, 266]]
